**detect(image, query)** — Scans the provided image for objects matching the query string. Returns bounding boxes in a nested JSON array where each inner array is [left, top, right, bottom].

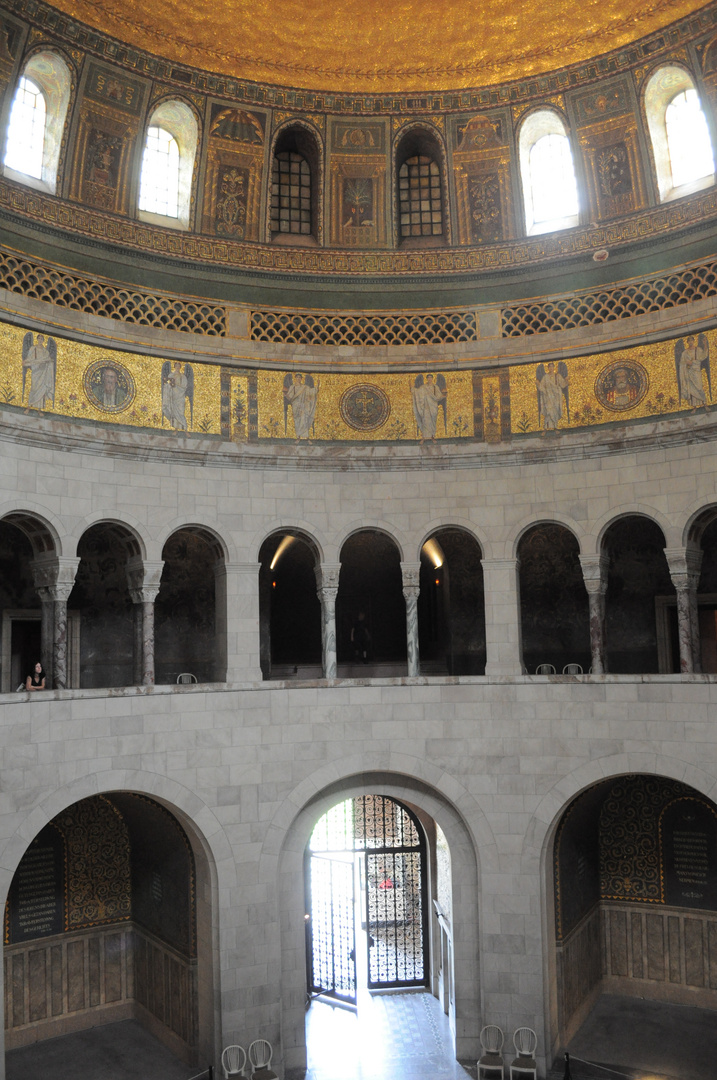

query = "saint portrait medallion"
[[84, 359, 136, 414], [339, 383, 391, 431], [594, 359, 648, 412]]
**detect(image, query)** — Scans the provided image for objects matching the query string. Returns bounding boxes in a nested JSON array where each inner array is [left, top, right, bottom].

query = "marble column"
[[51, 584, 73, 690], [127, 558, 164, 686], [665, 547, 703, 673], [38, 590, 55, 687], [579, 554, 609, 674], [481, 557, 524, 675], [31, 555, 80, 689], [315, 564, 341, 679], [401, 562, 421, 677]]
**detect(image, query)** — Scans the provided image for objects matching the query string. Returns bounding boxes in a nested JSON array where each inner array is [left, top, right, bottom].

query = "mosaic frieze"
[[2, 319, 717, 445], [0, 323, 222, 436]]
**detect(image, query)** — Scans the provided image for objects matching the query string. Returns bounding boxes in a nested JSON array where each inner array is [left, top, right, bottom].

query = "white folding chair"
[[509, 1027, 538, 1080], [535, 663, 556, 675], [248, 1039, 278, 1080], [221, 1044, 248, 1079], [177, 672, 198, 684], [562, 663, 583, 675], [478, 1024, 505, 1078]]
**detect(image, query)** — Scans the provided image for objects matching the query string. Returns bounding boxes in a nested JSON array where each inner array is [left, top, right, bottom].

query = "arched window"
[[3, 51, 71, 193], [519, 109, 579, 235], [139, 126, 179, 217], [645, 65, 715, 202], [138, 100, 198, 229], [4, 77, 45, 179], [270, 125, 320, 245], [395, 127, 446, 246]]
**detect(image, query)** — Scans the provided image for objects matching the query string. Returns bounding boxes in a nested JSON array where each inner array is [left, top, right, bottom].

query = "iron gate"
[[308, 852, 356, 1004], [307, 795, 428, 1000]]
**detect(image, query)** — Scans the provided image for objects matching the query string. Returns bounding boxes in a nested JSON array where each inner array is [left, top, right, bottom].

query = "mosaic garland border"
[[6, 0, 717, 113], [4, 177, 717, 279]]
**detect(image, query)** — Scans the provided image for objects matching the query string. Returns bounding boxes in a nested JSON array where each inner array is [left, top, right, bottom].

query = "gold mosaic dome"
[[53, 0, 708, 91]]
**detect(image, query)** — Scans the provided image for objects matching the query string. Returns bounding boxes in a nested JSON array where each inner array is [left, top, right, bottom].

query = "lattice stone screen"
[[0, 250, 226, 336], [502, 259, 717, 336], [249, 309, 478, 346]]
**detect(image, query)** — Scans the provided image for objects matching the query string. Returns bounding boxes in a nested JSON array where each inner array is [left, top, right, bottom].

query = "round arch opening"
[[3, 792, 216, 1072], [549, 772, 717, 1058]]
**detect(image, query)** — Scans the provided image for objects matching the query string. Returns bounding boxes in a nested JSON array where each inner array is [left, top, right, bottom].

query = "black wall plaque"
[[662, 798, 717, 910], [8, 826, 64, 943]]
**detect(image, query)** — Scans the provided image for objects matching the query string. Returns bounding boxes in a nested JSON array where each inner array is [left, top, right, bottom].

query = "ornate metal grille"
[[307, 795, 427, 1000], [0, 249, 226, 336], [309, 854, 356, 1004], [250, 309, 477, 346], [501, 258, 717, 337], [399, 155, 443, 239]]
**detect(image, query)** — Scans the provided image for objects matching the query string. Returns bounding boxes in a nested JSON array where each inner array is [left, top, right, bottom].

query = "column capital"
[[579, 553, 609, 595], [30, 554, 80, 592], [37, 583, 74, 604], [403, 586, 420, 602], [315, 562, 341, 592], [400, 561, 421, 589], [664, 546, 703, 590], [126, 557, 164, 605]]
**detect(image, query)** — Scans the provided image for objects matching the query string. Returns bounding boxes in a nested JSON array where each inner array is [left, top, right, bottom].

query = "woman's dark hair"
[[29, 663, 46, 683]]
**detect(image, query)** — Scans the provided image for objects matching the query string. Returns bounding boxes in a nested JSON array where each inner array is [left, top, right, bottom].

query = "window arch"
[[518, 109, 580, 235], [395, 126, 447, 246], [645, 65, 715, 202], [3, 51, 71, 193], [270, 125, 320, 245], [138, 99, 198, 229]]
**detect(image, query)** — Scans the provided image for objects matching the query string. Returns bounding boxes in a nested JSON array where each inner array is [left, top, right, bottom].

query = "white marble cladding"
[[0, 679, 715, 1077], [2, 411, 717, 1076]]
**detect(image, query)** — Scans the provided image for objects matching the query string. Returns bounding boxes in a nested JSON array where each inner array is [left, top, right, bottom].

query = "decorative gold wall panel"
[[2, 317, 716, 444]]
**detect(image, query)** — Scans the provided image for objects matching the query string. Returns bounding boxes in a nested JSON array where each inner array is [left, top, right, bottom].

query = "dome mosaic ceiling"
[[52, 0, 708, 92]]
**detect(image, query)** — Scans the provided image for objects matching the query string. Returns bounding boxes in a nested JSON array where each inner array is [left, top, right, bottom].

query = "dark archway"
[[156, 528, 222, 683], [602, 515, 673, 673], [69, 523, 141, 688], [4, 793, 213, 1068], [690, 508, 717, 672], [518, 523, 590, 674], [0, 520, 41, 692], [418, 528, 486, 675], [553, 774, 717, 1049], [337, 530, 405, 671], [259, 532, 322, 678]]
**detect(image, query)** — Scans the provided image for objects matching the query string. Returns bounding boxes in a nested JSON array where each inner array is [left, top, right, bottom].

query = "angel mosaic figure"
[[536, 361, 569, 431], [283, 373, 318, 439], [162, 361, 194, 430], [412, 373, 447, 442], [675, 334, 711, 409], [22, 332, 57, 410]]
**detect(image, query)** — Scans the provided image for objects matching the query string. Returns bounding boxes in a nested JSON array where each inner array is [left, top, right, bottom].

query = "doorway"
[[1, 610, 80, 691], [306, 795, 428, 1006]]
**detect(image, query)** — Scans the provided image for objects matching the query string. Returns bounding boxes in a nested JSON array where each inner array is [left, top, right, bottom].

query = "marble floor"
[[5, 1019, 201, 1080], [305, 989, 475, 1080], [547, 994, 717, 1080]]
